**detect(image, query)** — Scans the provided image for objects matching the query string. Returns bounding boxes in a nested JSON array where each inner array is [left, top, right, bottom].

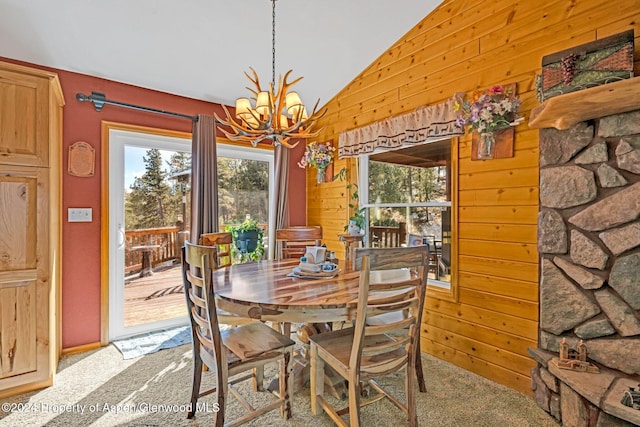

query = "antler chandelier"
[[215, 0, 326, 148]]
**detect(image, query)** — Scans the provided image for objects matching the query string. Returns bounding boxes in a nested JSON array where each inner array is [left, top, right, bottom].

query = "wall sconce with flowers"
[[298, 141, 335, 184], [454, 84, 524, 160]]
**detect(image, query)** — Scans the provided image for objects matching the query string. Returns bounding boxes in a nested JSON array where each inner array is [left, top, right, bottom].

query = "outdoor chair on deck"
[[422, 235, 441, 280], [310, 246, 428, 426], [275, 226, 322, 260], [182, 242, 295, 426]]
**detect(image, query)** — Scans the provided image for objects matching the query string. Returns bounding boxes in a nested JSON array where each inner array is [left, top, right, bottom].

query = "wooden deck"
[[124, 263, 186, 327]]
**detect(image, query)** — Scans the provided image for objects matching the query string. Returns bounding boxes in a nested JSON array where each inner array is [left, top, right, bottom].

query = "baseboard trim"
[[0, 377, 53, 399], [61, 341, 103, 356]]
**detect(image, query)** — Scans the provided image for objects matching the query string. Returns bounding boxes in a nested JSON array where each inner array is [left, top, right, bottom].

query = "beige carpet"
[[1, 344, 558, 426]]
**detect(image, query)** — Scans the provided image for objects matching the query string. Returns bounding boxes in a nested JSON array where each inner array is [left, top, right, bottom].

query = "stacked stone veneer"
[[531, 110, 640, 426]]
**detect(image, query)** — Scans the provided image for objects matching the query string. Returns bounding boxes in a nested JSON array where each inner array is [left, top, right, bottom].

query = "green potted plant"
[[225, 218, 265, 263], [345, 183, 366, 235], [334, 167, 366, 235]]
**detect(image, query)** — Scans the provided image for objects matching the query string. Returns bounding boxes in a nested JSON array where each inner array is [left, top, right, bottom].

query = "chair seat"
[[200, 322, 295, 369], [310, 327, 407, 378], [222, 322, 295, 361]]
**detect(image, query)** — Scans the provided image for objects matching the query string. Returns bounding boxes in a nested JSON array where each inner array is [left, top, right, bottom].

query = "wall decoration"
[[536, 30, 634, 102], [471, 127, 514, 160], [68, 141, 95, 177], [454, 83, 523, 160], [298, 140, 335, 184]]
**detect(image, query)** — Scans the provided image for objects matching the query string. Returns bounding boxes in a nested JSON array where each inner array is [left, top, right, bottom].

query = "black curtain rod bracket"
[[76, 91, 201, 122]]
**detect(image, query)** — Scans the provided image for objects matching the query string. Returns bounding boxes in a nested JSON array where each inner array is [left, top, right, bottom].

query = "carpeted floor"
[[0, 343, 558, 426]]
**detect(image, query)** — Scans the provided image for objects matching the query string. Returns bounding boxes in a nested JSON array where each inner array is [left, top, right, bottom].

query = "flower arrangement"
[[298, 141, 334, 171], [454, 85, 523, 134]]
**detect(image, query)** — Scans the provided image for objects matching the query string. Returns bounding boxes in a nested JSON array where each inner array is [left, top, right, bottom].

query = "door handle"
[[117, 224, 126, 249]]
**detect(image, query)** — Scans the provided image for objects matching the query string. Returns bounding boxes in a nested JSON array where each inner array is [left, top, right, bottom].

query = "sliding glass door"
[[107, 127, 274, 341]]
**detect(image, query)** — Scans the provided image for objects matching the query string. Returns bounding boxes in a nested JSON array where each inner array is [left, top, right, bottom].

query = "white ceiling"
[[0, 0, 441, 109]]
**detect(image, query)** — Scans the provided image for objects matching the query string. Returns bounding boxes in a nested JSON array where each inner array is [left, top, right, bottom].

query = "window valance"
[[338, 95, 464, 158]]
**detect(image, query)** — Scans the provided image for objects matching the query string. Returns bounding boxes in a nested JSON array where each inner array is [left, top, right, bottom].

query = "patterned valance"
[[338, 95, 464, 158]]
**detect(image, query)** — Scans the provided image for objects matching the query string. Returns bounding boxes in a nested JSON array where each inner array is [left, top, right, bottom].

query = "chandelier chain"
[[271, 0, 276, 86], [214, 0, 327, 148]]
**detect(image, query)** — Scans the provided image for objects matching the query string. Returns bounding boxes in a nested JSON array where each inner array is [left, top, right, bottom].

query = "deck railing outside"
[[369, 222, 407, 248], [125, 223, 269, 274], [125, 227, 181, 273]]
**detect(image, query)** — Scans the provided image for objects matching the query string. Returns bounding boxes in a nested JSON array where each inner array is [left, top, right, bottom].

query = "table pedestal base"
[[267, 321, 348, 398], [267, 353, 347, 398]]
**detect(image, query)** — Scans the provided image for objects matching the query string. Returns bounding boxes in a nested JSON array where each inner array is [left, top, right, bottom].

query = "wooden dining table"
[[212, 258, 362, 324], [211, 258, 417, 396], [212, 258, 414, 324]]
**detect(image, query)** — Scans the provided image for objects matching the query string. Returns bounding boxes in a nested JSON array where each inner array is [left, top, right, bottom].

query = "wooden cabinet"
[[0, 61, 63, 397]]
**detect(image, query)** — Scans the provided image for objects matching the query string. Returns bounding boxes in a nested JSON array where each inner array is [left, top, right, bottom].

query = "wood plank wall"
[[307, 0, 640, 394]]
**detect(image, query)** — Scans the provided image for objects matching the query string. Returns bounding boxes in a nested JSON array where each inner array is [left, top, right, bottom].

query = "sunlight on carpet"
[[112, 326, 192, 359]]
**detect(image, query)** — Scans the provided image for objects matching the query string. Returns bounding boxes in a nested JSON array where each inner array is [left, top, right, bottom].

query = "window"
[[359, 139, 454, 291], [216, 143, 275, 258]]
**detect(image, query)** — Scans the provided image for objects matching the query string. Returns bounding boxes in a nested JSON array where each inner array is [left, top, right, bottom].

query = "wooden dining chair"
[[197, 233, 255, 328], [310, 246, 428, 426], [199, 232, 233, 267], [274, 225, 323, 336], [182, 242, 295, 426], [275, 226, 322, 260], [361, 242, 428, 393]]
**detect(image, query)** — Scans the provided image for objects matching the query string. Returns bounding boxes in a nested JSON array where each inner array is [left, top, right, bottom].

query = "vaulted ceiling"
[[0, 0, 441, 108]]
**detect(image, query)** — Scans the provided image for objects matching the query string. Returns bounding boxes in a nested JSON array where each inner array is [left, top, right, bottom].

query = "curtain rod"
[[76, 91, 216, 122]]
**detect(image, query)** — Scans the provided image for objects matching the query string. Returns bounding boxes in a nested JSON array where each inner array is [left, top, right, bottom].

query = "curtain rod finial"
[[75, 91, 106, 112]]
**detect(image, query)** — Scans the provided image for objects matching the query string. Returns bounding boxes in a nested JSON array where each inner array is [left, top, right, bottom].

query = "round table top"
[[212, 259, 412, 323]]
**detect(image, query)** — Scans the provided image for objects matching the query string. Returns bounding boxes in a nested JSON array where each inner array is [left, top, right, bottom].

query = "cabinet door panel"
[[0, 280, 37, 379], [0, 167, 46, 383], [0, 176, 37, 270], [0, 69, 48, 167]]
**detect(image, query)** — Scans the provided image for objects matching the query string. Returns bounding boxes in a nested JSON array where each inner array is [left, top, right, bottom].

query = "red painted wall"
[[1, 57, 307, 348]]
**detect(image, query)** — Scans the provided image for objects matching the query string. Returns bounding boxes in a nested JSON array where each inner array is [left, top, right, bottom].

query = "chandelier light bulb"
[[235, 98, 252, 119], [255, 91, 271, 116]]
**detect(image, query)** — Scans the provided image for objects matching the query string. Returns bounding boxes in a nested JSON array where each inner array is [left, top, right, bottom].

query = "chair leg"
[[348, 373, 361, 427], [188, 350, 203, 418], [415, 348, 426, 393], [215, 365, 228, 427], [253, 366, 264, 391], [406, 360, 418, 427], [310, 343, 324, 415], [280, 349, 293, 419]]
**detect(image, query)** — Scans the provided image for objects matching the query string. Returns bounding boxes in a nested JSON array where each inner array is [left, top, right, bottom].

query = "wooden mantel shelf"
[[528, 77, 640, 130]]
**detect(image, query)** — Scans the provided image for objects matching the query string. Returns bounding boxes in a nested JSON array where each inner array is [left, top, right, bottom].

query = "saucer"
[[291, 266, 341, 279]]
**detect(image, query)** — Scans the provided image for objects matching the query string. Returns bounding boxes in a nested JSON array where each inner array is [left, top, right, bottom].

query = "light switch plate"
[[68, 208, 92, 222]]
